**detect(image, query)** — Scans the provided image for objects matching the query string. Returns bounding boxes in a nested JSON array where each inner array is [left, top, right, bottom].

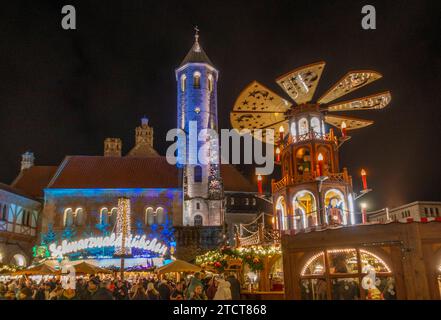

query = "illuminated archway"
[[324, 189, 348, 225], [293, 190, 317, 229], [276, 196, 287, 230], [300, 248, 394, 300]]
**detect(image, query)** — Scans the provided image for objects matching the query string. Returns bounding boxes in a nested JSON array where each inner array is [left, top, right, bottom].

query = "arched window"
[[180, 74, 187, 92], [293, 190, 317, 230], [193, 71, 201, 89], [156, 207, 165, 225], [300, 249, 394, 300], [194, 165, 202, 183], [296, 147, 311, 175], [276, 197, 287, 230], [298, 118, 309, 135], [208, 74, 214, 92], [100, 208, 109, 225], [145, 207, 155, 226], [290, 122, 297, 137], [63, 208, 74, 227], [109, 208, 117, 226], [74, 208, 84, 226], [196, 202, 200, 210], [194, 215, 203, 226], [324, 189, 348, 225], [311, 117, 321, 135]]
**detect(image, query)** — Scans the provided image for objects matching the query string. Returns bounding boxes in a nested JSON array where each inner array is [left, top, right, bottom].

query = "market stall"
[[156, 259, 201, 282]]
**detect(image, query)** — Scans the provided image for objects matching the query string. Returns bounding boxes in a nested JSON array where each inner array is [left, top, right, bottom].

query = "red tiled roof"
[[47, 156, 180, 189], [0, 182, 37, 200], [11, 166, 58, 198], [45, 156, 255, 192]]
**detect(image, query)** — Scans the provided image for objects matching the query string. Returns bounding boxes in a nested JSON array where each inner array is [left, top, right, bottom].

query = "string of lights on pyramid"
[[230, 61, 391, 144]]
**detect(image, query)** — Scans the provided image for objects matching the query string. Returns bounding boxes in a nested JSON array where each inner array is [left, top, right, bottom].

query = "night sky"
[[0, 0, 440, 210]]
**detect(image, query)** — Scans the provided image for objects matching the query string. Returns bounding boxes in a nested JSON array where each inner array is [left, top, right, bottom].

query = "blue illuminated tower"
[[175, 29, 223, 227]]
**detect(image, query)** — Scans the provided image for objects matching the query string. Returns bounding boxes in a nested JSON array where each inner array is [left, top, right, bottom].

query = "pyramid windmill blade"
[[231, 81, 291, 144], [230, 111, 289, 144], [324, 114, 374, 131], [276, 61, 326, 104], [232, 81, 292, 113], [326, 91, 391, 112], [318, 70, 383, 104]]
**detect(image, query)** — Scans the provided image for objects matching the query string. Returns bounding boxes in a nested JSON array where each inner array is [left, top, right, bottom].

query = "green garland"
[[195, 245, 281, 272]]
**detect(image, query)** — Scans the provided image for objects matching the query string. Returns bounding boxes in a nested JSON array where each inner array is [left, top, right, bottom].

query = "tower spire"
[[178, 27, 215, 68]]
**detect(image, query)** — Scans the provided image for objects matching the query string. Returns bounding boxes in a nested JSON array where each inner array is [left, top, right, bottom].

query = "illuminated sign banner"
[[48, 233, 169, 258]]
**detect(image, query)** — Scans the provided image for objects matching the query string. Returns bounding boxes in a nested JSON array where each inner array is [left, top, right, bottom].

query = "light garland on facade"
[[115, 197, 132, 256], [195, 245, 281, 272]]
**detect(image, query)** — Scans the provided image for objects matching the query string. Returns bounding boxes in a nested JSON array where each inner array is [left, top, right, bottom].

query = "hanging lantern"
[[316, 153, 324, 177], [278, 125, 285, 142], [257, 174, 263, 194], [361, 169, 368, 190], [275, 147, 281, 162], [341, 121, 347, 138]]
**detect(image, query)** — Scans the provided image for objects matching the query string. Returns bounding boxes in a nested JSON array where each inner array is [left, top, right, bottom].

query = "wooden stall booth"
[[282, 221, 441, 300]]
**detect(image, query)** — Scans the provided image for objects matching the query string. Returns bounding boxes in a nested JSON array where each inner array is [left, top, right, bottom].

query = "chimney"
[[21, 151, 35, 171], [104, 138, 122, 157], [135, 116, 154, 148]]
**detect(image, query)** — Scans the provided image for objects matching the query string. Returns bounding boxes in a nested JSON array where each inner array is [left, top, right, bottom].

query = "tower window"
[[208, 74, 213, 92], [194, 165, 202, 183], [193, 71, 201, 89], [196, 202, 200, 210], [180, 74, 186, 92], [194, 215, 203, 226]]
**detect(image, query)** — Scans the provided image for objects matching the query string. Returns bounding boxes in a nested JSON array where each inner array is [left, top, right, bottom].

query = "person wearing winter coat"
[[226, 274, 241, 300], [206, 277, 218, 300], [92, 281, 114, 300], [213, 279, 232, 300], [185, 273, 204, 300]]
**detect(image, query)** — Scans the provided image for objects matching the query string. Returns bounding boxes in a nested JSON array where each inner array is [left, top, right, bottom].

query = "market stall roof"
[[68, 261, 112, 275], [14, 263, 59, 276], [156, 259, 201, 274]]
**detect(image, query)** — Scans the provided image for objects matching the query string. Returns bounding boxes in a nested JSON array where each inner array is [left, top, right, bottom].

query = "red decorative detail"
[[421, 217, 428, 223], [406, 218, 414, 223]]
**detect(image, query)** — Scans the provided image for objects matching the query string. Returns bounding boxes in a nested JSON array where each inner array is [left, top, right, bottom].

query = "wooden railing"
[[272, 170, 352, 193]]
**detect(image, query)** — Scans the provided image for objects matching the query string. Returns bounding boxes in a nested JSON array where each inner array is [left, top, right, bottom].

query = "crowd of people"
[[0, 271, 242, 300]]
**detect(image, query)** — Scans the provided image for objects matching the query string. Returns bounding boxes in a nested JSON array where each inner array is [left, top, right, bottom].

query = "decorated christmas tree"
[[61, 225, 76, 240], [42, 223, 57, 244]]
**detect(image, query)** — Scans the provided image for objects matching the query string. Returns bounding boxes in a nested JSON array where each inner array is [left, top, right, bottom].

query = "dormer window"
[[193, 71, 201, 89]]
